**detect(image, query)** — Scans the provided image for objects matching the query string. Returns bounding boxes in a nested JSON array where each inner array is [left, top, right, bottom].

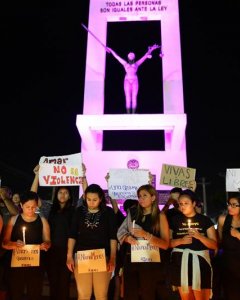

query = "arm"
[[136, 44, 159, 66], [0, 188, 18, 216], [2, 216, 24, 250], [30, 165, 40, 192], [189, 226, 218, 250], [66, 238, 76, 272], [108, 239, 117, 272], [170, 229, 193, 248], [81, 163, 88, 194], [132, 212, 169, 250], [40, 217, 51, 251], [162, 197, 178, 213], [107, 47, 127, 66], [0, 215, 3, 235]]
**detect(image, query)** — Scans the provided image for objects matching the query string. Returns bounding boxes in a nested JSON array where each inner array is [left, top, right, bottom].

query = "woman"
[[66, 184, 117, 300], [117, 184, 170, 300], [2, 191, 51, 300], [217, 195, 240, 300], [169, 190, 217, 300], [107, 44, 159, 113], [47, 186, 75, 300]]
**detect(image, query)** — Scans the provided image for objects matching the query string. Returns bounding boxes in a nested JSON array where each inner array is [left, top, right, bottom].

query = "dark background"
[[1, 1, 240, 215]]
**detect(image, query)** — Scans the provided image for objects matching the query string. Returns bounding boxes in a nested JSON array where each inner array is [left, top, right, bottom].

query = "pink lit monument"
[[76, 0, 187, 190]]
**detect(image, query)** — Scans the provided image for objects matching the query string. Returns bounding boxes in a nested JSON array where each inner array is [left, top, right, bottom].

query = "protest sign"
[[226, 169, 240, 192], [11, 245, 40, 267], [108, 169, 149, 199], [131, 240, 160, 263], [160, 163, 196, 189], [77, 249, 107, 273], [39, 153, 83, 186]]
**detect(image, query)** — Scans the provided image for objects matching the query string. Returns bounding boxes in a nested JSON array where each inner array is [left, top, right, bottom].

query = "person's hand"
[[188, 180, 197, 192], [40, 241, 51, 251], [0, 188, 9, 201], [125, 235, 138, 245], [107, 257, 116, 273], [148, 172, 154, 185], [105, 173, 110, 182], [131, 228, 147, 239], [82, 163, 86, 176], [33, 165, 40, 175], [181, 235, 192, 245], [66, 256, 75, 272], [188, 228, 202, 240], [16, 240, 25, 248], [230, 227, 240, 239]]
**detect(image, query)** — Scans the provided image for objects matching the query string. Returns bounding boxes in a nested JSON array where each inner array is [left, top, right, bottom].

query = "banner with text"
[[226, 169, 240, 192], [39, 153, 83, 186], [77, 249, 107, 273], [131, 240, 160, 263], [108, 169, 149, 199], [11, 245, 40, 267], [160, 163, 196, 189]]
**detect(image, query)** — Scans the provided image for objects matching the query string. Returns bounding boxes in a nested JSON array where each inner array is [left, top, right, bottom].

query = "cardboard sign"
[[108, 169, 149, 200], [11, 245, 40, 267], [160, 163, 196, 188], [39, 153, 83, 186], [226, 169, 240, 192], [131, 240, 160, 263], [77, 249, 107, 273]]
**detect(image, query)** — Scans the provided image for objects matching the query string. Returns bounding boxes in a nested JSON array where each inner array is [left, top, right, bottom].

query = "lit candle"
[[187, 219, 191, 229], [132, 220, 135, 229], [22, 226, 26, 244]]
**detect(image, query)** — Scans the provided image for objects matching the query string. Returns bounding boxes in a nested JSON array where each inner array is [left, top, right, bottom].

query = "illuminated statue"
[[107, 45, 160, 114]]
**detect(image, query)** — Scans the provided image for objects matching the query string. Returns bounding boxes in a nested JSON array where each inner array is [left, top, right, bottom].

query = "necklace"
[[84, 208, 101, 229]]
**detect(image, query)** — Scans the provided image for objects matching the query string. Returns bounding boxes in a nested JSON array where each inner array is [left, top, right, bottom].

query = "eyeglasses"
[[227, 203, 240, 208]]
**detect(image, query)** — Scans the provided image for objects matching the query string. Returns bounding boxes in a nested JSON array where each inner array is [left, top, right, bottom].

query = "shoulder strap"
[[11, 214, 19, 226]]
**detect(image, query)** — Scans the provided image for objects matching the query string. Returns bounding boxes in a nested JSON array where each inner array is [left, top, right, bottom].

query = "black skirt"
[[170, 251, 212, 289]]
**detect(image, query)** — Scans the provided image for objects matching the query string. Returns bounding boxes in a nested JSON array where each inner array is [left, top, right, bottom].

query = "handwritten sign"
[[77, 249, 107, 273], [39, 153, 83, 186], [108, 169, 149, 200], [11, 245, 40, 267], [160, 163, 196, 189], [131, 240, 160, 263], [226, 169, 240, 191]]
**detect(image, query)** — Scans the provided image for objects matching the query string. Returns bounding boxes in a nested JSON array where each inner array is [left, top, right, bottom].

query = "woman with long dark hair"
[[117, 184, 170, 300], [47, 186, 75, 300], [217, 194, 240, 300], [67, 183, 117, 300]]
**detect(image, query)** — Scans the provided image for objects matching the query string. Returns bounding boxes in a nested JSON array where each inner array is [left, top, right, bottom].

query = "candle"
[[22, 226, 26, 244], [132, 220, 135, 229], [187, 219, 191, 229]]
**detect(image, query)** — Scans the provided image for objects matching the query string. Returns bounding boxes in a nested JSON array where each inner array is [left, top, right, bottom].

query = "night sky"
[[1, 1, 240, 213]]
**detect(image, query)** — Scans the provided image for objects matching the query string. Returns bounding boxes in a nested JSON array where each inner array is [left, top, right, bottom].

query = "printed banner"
[[160, 163, 196, 188], [108, 169, 149, 199], [131, 240, 160, 263], [226, 169, 240, 192], [39, 153, 83, 186], [11, 245, 40, 267], [77, 249, 107, 273]]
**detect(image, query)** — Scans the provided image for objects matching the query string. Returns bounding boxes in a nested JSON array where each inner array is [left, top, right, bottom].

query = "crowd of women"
[[0, 166, 240, 300]]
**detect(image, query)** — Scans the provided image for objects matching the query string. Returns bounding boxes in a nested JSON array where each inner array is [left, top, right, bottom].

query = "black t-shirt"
[[169, 213, 214, 251]]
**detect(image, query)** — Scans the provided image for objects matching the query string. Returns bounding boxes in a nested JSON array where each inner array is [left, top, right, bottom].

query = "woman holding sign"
[[66, 184, 117, 300], [169, 189, 217, 300], [2, 191, 51, 300], [117, 184, 170, 300]]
